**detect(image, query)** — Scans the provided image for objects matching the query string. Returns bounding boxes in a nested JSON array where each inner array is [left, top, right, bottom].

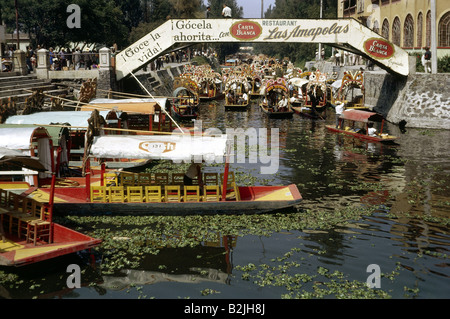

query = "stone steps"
[[0, 74, 70, 109]]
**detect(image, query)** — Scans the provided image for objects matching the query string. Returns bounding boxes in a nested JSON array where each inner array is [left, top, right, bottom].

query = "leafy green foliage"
[[253, 0, 337, 67]]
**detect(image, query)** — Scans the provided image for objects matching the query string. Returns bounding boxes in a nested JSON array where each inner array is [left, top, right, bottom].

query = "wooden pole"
[[221, 142, 232, 201]]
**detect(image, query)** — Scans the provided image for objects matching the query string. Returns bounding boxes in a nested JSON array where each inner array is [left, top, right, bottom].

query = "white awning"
[[5, 111, 110, 128], [90, 134, 228, 163], [0, 127, 42, 150]]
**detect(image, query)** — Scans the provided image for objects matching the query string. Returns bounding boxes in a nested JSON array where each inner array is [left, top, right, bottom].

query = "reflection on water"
[[0, 101, 449, 299]]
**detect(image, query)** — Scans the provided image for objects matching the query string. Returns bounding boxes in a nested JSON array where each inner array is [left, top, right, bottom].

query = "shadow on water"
[[1, 100, 449, 299]]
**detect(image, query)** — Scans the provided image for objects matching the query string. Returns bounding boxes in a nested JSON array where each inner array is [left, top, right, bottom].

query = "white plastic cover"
[[0, 127, 38, 150], [5, 111, 110, 128], [90, 134, 228, 163]]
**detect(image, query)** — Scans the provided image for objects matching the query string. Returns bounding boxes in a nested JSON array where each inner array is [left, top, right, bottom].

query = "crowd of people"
[[1, 45, 104, 73]]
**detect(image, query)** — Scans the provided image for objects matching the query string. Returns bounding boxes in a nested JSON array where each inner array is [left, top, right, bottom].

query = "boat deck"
[[0, 223, 101, 266]]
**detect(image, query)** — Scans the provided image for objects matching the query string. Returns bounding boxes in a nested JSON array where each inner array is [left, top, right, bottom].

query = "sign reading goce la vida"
[[170, 19, 350, 43], [363, 38, 395, 59]]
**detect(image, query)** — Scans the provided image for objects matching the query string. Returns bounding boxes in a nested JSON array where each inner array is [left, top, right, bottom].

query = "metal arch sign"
[[115, 19, 410, 80]]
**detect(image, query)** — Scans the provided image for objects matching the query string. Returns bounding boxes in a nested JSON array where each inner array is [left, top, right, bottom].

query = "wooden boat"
[[259, 78, 294, 119], [0, 148, 101, 266], [326, 109, 397, 143], [331, 71, 369, 110], [287, 77, 308, 107], [291, 105, 326, 120], [171, 87, 198, 121], [299, 71, 328, 117], [224, 76, 251, 111], [249, 75, 263, 97], [45, 133, 302, 215], [5, 98, 179, 170]]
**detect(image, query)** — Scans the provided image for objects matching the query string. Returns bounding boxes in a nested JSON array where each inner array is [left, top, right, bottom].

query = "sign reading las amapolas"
[[115, 19, 409, 80]]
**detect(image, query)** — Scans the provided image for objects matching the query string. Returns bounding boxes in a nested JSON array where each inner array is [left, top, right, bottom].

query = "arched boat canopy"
[[89, 134, 228, 163], [82, 98, 170, 114], [340, 109, 384, 122], [5, 111, 110, 128], [0, 126, 50, 151]]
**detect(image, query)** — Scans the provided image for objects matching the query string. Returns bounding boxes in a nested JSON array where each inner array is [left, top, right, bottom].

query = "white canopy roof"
[[90, 134, 228, 163], [5, 111, 110, 128], [0, 127, 45, 150]]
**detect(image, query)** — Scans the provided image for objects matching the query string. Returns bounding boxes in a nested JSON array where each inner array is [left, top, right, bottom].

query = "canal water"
[[1, 99, 449, 300]]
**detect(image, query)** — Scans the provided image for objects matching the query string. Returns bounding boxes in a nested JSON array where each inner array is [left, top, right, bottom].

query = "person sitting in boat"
[[184, 162, 203, 187], [277, 95, 288, 112], [237, 94, 244, 105], [368, 122, 377, 137], [242, 92, 248, 104], [227, 91, 234, 104]]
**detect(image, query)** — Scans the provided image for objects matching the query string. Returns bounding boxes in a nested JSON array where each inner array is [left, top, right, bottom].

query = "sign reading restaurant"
[[115, 19, 410, 79]]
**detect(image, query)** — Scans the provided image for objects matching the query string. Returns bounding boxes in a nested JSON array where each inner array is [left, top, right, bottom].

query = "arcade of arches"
[[340, 0, 449, 55]]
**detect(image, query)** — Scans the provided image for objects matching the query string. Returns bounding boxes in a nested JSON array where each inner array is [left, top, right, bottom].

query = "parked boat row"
[[0, 53, 398, 267]]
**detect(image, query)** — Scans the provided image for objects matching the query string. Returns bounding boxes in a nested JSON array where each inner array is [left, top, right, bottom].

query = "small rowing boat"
[[326, 109, 397, 143]]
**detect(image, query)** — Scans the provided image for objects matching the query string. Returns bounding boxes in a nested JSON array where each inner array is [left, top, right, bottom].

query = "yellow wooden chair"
[[144, 186, 163, 202], [137, 173, 153, 186], [165, 185, 181, 202], [171, 173, 185, 185], [109, 186, 125, 203], [155, 173, 169, 185], [220, 171, 235, 184], [103, 172, 119, 186], [127, 186, 144, 203], [184, 185, 200, 202], [26, 203, 51, 245], [0, 189, 8, 208], [204, 173, 219, 185], [91, 186, 108, 203], [203, 185, 220, 202], [120, 172, 137, 187]]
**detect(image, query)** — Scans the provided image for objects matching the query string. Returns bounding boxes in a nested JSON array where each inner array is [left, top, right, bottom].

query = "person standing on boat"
[[368, 122, 377, 137], [335, 101, 345, 129], [242, 92, 248, 105], [184, 162, 203, 187]]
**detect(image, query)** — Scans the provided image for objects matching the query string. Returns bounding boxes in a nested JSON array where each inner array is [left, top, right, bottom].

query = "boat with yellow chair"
[[0, 147, 101, 266], [44, 133, 302, 216]]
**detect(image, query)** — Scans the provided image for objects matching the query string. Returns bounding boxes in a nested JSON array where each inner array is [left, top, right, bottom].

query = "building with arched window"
[[338, 0, 449, 58]]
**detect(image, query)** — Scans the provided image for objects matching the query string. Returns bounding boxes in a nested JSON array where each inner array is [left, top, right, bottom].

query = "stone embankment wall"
[[364, 72, 450, 130]]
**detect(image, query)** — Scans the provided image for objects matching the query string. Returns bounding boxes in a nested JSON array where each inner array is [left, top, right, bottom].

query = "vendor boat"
[[326, 109, 398, 143]]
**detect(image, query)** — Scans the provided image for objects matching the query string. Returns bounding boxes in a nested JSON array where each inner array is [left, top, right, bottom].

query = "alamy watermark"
[[366, 264, 381, 288], [173, 120, 280, 175], [66, 264, 81, 288], [66, 4, 81, 29]]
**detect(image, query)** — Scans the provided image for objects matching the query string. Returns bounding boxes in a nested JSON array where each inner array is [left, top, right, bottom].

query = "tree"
[[206, 0, 243, 19], [169, 0, 203, 19], [254, 0, 337, 67], [1, 0, 129, 49]]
